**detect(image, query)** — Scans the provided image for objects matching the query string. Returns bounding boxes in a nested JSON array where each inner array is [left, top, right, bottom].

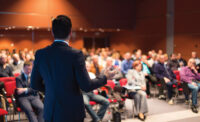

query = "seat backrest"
[[14, 73, 20, 77], [119, 78, 127, 87], [0, 77, 16, 83], [106, 80, 115, 89], [4, 80, 16, 97], [173, 70, 180, 81]]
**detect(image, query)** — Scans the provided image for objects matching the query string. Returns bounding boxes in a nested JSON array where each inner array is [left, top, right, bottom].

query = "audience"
[[9, 54, 24, 74], [0, 54, 13, 77], [125, 60, 148, 121], [16, 61, 44, 122], [191, 51, 200, 65], [167, 53, 179, 71], [177, 53, 187, 68], [141, 55, 157, 97], [90, 55, 103, 77], [0, 47, 200, 121], [83, 62, 110, 122], [154, 55, 177, 104], [180, 58, 200, 113], [121, 52, 133, 76], [101, 57, 123, 83], [112, 52, 122, 68]]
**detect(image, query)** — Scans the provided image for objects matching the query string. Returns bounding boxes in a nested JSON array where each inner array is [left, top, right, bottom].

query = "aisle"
[[123, 98, 200, 122]]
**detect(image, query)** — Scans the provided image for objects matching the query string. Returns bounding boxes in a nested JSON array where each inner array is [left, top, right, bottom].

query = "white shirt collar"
[[54, 40, 69, 45]]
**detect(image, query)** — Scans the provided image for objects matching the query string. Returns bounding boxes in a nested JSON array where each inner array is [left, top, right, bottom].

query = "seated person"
[[154, 55, 177, 105], [16, 61, 44, 122], [112, 52, 122, 68], [177, 53, 187, 67], [9, 54, 24, 75], [0, 54, 13, 77], [91, 55, 103, 77], [125, 60, 148, 121], [141, 55, 157, 97], [191, 51, 200, 66], [101, 57, 123, 83], [83, 62, 110, 122], [180, 58, 200, 113], [167, 53, 179, 71], [121, 52, 133, 76]]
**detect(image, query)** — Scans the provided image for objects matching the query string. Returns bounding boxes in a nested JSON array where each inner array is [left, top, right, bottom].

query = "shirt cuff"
[[25, 88, 28, 94]]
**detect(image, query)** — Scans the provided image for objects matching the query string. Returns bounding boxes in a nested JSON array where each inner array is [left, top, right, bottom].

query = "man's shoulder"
[[36, 45, 81, 55]]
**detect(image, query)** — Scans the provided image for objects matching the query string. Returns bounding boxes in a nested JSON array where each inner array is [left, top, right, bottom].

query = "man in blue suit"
[[31, 15, 111, 122], [16, 61, 44, 122]]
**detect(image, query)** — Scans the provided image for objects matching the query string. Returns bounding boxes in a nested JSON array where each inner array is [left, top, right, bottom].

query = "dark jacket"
[[167, 59, 179, 71], [16, 73, 38, 97], [30, 41, 107, 122], [154, 62, 176, 81], [0, 64, 13, 77]]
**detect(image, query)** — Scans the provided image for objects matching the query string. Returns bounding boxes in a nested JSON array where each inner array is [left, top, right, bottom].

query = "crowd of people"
[[0, 47, 200, 121]]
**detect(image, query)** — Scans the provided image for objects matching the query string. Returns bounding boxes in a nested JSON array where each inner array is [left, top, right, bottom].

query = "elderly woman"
[[125, 60, 148, 121]]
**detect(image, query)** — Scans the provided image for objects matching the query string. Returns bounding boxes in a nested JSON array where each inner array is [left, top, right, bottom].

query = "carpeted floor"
[[7, 96, 200, 122]]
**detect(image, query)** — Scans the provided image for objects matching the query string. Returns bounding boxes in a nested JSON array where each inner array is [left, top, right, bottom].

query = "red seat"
[[89, 101, 96, 106], [178, 88, 183, 92], [0, 108, 8, 116], [172, 84, 177, 88], [17, 107, 22, 112], [106, 80, 115, 89], [119, 78, 127, 87], [0, 77, 16, 83], [14, 73, 20, 77], [4, 80, 16, 97], [173, 70, 180, 81], [157, 84, 161, 87]]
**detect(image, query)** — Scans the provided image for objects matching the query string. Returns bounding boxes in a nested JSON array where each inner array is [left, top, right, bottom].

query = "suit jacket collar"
[[51, 41, 69, 47], [21, 72, 27, 81]]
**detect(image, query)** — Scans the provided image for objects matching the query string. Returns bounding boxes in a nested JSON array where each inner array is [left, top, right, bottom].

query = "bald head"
[[13, 54, 20, 62], [192, 51, 197, 58]]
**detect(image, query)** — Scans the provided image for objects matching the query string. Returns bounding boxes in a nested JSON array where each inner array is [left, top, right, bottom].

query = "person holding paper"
[[126, 60, 148, 121]]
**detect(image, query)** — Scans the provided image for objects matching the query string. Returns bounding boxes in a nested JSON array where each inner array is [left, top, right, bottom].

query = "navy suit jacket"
[[30, 41, 107, 122], [154, 62, 176, 81], [16, 73, 38, 97]]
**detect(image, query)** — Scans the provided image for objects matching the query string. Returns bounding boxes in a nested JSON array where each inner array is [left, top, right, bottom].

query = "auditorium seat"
[[106, 80, 115, 89], [0, 77, 16, 83], [119, 78, 127, 87], [0, 108, 8, 122]]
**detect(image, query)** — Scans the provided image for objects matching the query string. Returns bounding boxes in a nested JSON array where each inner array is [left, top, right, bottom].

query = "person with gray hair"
[[191, 51, 200, 65], [101, 57, 123, 82], [180, 58, 200, 113], [9, 53, 24, 74], [0, 54, 13, 77]]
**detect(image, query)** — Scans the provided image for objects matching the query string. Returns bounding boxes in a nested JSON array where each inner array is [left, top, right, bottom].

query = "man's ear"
[[67, 31, 72, 40]]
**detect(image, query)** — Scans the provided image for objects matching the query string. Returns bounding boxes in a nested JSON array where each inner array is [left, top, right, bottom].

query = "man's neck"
[[54, 39, 69, 45]]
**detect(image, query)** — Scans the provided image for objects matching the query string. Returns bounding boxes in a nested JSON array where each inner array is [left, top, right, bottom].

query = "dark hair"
[[52, 15, 72, 39], [24, 61, 32, 67]]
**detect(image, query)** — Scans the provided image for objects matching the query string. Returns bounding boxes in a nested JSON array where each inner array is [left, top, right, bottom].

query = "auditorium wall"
[[110, 0, 167, 55], [0, 0, 200, 60], [174, 0, 200, 60]]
